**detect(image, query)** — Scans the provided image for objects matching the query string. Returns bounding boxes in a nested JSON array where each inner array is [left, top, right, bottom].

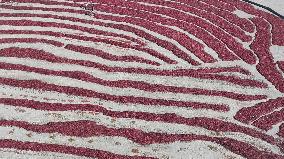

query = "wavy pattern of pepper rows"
[[0, 0, 283, 158]]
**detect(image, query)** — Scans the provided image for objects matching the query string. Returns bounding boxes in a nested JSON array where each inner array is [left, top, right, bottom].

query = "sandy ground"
[[250, 0, 284, 15]]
